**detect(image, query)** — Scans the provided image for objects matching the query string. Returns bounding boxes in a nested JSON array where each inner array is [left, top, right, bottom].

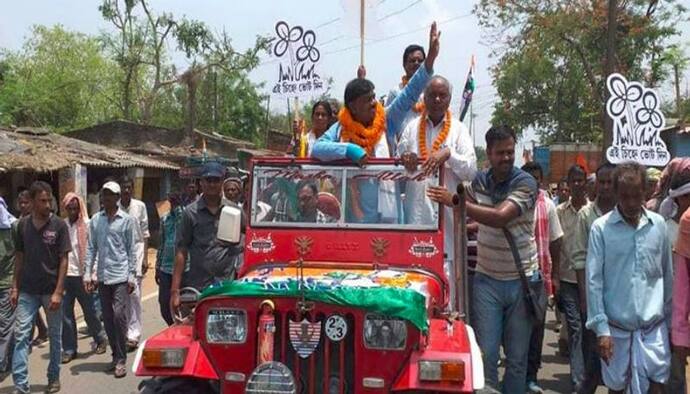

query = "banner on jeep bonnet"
[[200, 279, 429, 332]]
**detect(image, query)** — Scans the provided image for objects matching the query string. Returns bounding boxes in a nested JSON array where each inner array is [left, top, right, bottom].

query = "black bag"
[[502, 228, 547, 326]]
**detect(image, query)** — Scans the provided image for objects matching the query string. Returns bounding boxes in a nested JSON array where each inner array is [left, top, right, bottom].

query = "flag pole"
[[360, 0, 365, 67]]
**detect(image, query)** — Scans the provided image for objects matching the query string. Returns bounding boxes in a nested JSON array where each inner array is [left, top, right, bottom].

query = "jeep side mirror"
[[217, 205, 242, 243]]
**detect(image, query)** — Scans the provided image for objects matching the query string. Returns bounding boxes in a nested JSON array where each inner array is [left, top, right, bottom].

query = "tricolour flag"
[[459, 55, 476, 122]]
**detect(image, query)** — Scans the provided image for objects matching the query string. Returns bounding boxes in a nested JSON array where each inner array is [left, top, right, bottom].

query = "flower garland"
[[296, 119, 307, 158], [339, 102, 387, 155], [418, 110, 451, 159]]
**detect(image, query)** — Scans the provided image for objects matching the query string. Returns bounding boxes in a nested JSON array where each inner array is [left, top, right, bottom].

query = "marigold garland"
[[296, 119, 307, 158], [338, 102, 387, 155], [418, 110, 451, 159]]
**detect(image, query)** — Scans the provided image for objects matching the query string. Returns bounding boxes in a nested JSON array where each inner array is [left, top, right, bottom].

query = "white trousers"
[[126, 276, 142, 342], [601, 321, 670, 393]]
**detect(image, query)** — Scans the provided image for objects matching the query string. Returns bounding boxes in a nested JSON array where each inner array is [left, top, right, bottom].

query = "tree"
[[99, 0, 149, 120], [660, 44, 689, 123], [0, 25, 119, 130], [476, 0, 687, 145], [100, 0, 270, 138], [195, 67, 268, 143]]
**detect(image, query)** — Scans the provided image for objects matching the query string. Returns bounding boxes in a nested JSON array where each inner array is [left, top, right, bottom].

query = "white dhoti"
[[601, 321, 670, 393], [127, 241, 145, 343], [127, 276, 143, 343]]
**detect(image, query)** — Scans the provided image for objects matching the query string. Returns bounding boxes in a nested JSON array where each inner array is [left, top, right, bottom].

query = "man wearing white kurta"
[[398, 75, 477, 267], [118, 177, 148, 352]]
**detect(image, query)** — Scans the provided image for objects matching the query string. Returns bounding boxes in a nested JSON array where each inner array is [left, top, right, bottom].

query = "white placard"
[[270, 21, 324, 98], [605, 73, 670, 166]]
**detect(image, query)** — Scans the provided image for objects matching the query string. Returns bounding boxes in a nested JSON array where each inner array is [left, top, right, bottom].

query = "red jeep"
[[135, 158, 484, 393]]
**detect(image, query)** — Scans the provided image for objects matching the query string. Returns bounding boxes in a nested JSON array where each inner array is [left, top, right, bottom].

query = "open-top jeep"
[[135, 157, 484, 393]]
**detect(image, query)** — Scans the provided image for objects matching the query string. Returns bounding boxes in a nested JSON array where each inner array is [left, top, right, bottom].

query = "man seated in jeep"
[[294, 181, 336, 224]]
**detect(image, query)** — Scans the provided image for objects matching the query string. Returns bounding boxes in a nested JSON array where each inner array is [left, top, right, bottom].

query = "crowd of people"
[[0, 20, 687, 394], [287, 20, 689, 394]]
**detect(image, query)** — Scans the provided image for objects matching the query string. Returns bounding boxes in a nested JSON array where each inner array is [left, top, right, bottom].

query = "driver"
[[295, 181, 335, 224], [171, 162, 244, 313]]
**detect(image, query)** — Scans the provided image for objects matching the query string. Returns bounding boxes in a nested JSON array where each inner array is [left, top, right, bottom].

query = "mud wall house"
[[266, 128, 292, 152], [66, 120, 256, 174], [0, 126, 179, 237], [533, 143, 602, 184]]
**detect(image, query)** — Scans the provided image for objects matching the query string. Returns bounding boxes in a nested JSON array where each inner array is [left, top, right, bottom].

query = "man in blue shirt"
[[586, 162, 673, 394], [312, 22, 440, 164], [83, 181, 137, 379], [311, 23, 439, 223]]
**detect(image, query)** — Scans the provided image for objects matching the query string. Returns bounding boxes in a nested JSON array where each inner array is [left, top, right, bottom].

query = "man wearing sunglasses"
[[170, 162, 243, 315]]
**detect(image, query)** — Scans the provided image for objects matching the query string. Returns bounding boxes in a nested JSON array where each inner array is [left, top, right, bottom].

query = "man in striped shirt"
[[455, 125, 538, 393]]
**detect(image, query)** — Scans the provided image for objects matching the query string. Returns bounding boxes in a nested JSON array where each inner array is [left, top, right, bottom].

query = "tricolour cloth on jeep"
[[200, 267, 432, 332]]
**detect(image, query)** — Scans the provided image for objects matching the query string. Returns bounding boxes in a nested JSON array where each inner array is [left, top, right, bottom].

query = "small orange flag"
[[575, 153, 589, 174]]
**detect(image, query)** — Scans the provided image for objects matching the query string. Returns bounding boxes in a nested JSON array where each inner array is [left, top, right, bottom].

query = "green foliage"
[[0, 0, 274, 148], [474, 146, 487, 167], [476, 0, 687, 144], [98, 0, 271, 142], [195, 68, 268, 143], [0, 25, 119, 131]]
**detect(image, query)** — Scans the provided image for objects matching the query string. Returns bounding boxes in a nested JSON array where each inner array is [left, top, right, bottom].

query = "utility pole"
[[603, 0, 617, 158], [263, 95, 271, 148], [469, 99, 475, 148], [674, 63, 682, 126], [213, 66, 219, 131]]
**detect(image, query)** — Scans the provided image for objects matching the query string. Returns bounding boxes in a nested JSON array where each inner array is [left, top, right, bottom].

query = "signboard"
[[270, 21, 324, 98], [605, 73, 670, 166]]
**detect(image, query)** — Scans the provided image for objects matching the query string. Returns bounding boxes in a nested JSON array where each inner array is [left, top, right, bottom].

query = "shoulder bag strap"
[[502, 227, 532, 296]]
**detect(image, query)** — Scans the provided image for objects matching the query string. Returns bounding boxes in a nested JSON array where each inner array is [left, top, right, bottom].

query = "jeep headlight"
[[363, 314, 407, 350], [206, 309, 247, 343]]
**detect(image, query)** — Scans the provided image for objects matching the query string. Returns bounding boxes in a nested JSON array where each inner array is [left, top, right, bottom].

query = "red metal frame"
[[242, 158, 448, 294], [135, 158, 478, 393], [135, 325, 218, 380]]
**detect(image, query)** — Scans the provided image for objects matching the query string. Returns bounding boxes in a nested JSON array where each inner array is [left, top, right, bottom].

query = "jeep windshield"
[[250, 162, 440, 230]]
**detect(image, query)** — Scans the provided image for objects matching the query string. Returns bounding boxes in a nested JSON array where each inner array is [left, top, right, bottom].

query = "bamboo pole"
[[360, 0, 365, 67]]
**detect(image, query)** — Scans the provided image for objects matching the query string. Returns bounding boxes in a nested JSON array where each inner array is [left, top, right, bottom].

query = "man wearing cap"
[[171, 162, 244, 313], [83, 181, 137, 379]]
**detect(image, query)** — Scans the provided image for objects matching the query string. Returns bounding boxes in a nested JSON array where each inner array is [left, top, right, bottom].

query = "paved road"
[[0, 255, 670, 393], [0, 252, 162, 394], [0, 296, 607, 393]]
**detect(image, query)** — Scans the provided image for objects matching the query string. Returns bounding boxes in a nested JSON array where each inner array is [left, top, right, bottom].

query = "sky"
[[1, 0, 689, 163]]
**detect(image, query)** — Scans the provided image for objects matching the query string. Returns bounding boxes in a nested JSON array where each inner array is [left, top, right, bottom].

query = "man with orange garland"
[[398, 75, 476, 267], [312, 22, 440, 223], [312, 21, 440, 164]]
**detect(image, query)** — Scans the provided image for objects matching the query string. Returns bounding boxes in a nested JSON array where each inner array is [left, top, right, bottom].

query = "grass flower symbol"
[[273, 21, 303, 58], [606, 74, 643, 118], [635, 91, 664, 129], [296, 30, 320, 63]]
